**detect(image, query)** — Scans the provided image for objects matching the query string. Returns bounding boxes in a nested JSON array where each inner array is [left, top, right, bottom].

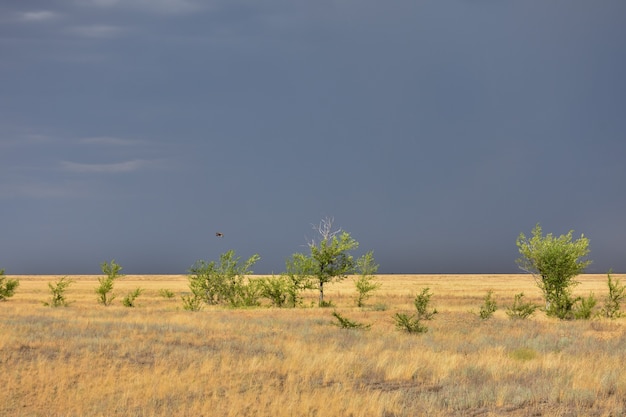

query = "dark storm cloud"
[[1, 0, 625, 274]]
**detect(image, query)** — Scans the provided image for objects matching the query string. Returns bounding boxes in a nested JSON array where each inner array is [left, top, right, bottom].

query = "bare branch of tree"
[[308, 216, 342, 247]]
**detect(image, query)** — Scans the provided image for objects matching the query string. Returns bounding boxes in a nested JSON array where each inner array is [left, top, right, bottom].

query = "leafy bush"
[[353, 251, 381, 307], [96, 260, 124, 306], [394, 287, 437, 334], [187, 250, 260, 308], [599, 271, 626, 319], [393, 312, 429, 334], [479, 290, 497, 320], [331, 311, 371, 330], [0, 269, 19, 301], [44, 277, 74, 307], [506, 293, 538, 320], [181, 294, 202, 311], [516, 224, 591, 319], [258, 275, 289, 307], [159, 289, 175, 299], [573, 293, 597, 320], [123, 288, 143, 307]]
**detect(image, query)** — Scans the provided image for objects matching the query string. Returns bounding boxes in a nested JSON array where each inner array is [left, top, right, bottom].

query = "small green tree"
[[599, 271, 626, 319], [44, 277, 74, 307], [187, 250, 260, 307], [0, 269, 19, 301], [306, 217, 359, 306], [96, 260, 124, 306], [516, 224, 591, 319], [506, 293, 538, 320], [123, 288, 143, 307], [479, 290, 497, 320], [354, 251, 381, 307]]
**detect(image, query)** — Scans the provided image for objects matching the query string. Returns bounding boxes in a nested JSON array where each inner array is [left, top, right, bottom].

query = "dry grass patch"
[[1, 274, 626, 416]]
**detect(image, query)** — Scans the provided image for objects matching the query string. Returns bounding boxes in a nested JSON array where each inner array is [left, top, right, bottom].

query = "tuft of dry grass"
[[1, 274, 625, 416]]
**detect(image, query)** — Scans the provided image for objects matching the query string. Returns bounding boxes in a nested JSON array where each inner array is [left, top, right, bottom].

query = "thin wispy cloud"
[[18, 11, 61, 22], [69, 25, 125, 39], [79, 137, 147, 146], [61, 159, 151, 173], [84, 0, 205, 14]]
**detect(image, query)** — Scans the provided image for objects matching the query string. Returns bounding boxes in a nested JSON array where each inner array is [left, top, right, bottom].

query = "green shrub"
[[516, 224, 591, 319], [0, 269, 19, 301], [599, 271, 626, 319], [258, 275, 289, 307], [181, 294, 202, 311], [506, 293, 538, 320], [123, 288, 143, 307], [159, 289, 175, 299], [187, 250, 260, 307], [393, 287, 437, 334], [331, 311, 371, 330], [96, 260, 124, 306], [43, 277, 74, 307], [479, 290, 497, 320], [393, 312, 428, 334], [573, 293, 597, 320], [354, 251, 381, 307]]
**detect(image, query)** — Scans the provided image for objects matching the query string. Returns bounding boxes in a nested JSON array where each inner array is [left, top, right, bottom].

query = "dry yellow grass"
[[2, 274, 626, 416]]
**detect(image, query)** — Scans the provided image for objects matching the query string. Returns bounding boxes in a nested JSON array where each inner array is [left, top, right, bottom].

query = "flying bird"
[[215, 232, 224, 238]]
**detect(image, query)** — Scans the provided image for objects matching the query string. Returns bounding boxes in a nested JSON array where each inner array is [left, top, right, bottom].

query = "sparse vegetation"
[[506, 292, 538, 320], [331, 311, 371, 329], [43, 276, 74, 307], [187, 250, 261, 307], [353, 251, 381, 307], [0, 269, 19, 301], [599, 271, 625, 319], [516, 224, 591, 319], [394, 287, 437, 333], [478, 290, 497, 319], [96, 260, 124, 306], [2, 273, 626, 417], [122, 287, 143, 307], [158, 288, 175, 299]]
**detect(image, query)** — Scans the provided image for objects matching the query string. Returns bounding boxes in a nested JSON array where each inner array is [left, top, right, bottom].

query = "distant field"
[[2, 274, 625, 416]]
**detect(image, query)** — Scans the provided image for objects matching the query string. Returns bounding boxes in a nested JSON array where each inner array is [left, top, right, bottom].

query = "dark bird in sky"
[[215, 232, 224, 238]]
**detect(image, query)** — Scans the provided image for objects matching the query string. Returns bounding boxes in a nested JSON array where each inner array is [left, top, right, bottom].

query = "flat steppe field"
[[2, 274, 626, 417]]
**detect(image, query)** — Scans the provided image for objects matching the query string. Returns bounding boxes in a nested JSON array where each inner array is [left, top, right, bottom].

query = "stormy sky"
[[2, 0, 625, 275]]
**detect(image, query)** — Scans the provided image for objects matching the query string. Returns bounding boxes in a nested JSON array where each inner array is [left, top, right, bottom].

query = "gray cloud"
[[60, 159, 151, 173]]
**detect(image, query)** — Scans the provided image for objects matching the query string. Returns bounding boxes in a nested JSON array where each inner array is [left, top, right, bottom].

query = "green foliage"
[[123, 288, 143, 307], [181, 294, 202, 311], [158, 289, 175, 299], [306, 217, 359, 306], [394, 287, 437, 334], [516, 224, 591, 319], [393, 312, 429, 334], [96, 260, 124, 306], [599, 271, 626, 319], [354, 251, 381, 307], [0, 269, 19, 301], [506, 293, 538, 320], [479, 290, 497, 320], [331, 311, 371, 330], [573, 293, 597, 320], [258, 275, 289, 307], [43, 277, 74, 307], [414, 287, 438, 320], [259, 254, 316, 308], [187, 250, 261, 308]]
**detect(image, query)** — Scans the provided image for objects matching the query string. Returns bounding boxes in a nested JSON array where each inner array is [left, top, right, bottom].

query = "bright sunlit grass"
[[2, 274, 625, 416]]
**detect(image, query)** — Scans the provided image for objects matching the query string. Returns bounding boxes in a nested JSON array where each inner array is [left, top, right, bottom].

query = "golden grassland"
[[2, 273, 626, 417]]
